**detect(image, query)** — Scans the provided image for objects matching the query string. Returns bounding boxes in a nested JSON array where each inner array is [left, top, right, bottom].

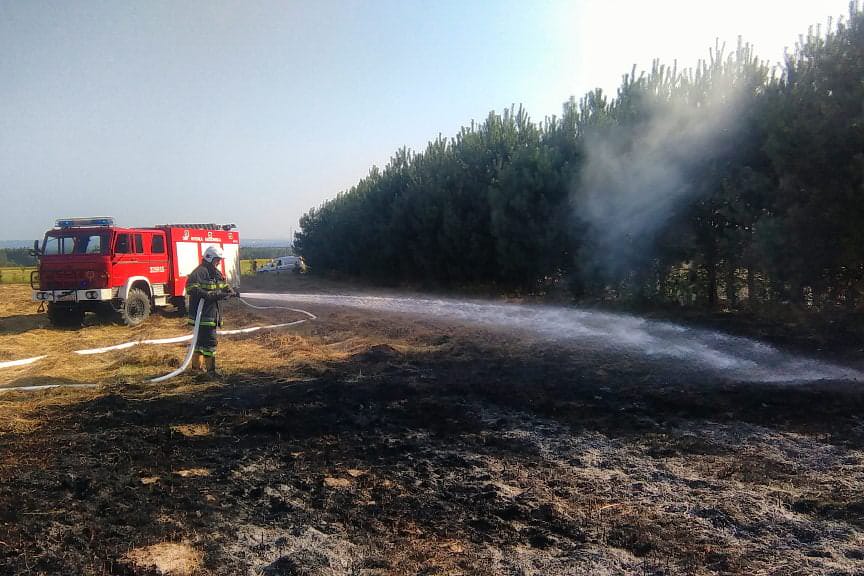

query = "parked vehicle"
[[31, 217, 240, 326], [257, 255, 301, 274]]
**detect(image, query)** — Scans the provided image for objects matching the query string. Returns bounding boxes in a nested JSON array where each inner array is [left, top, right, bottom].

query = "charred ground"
[[1, 280, 864, 575]]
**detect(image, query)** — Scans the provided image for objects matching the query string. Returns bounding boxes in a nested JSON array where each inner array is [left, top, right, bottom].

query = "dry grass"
[[0, 283, 351, 387], [0, 387, 103, 436], [170, 423, 212, 437], [0, 282, 438, 438], [0, 284, 312, 432], [173, 468, 211, 478], [124, 542, 202, 576]]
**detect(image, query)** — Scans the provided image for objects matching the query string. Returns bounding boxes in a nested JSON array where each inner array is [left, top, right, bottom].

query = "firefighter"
[[186, 245, 234, 376]]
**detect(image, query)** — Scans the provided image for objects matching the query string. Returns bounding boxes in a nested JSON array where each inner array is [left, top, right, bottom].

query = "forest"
[[0, 248, 35, 268], [295, 5, 863, 313]]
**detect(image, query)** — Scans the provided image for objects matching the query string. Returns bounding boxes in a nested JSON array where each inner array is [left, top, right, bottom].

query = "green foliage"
[[296, 4, 864, 310]]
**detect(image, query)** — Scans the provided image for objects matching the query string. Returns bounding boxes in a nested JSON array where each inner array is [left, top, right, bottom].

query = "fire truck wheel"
[[121, 287, 152, 326], [47, 303, 85, 327]]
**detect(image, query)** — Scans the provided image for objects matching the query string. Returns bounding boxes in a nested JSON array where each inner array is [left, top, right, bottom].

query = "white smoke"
[[575, 66, 748, 274]]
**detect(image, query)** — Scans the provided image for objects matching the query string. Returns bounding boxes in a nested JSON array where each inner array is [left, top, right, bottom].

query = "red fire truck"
[[32, 217, 240, 327]]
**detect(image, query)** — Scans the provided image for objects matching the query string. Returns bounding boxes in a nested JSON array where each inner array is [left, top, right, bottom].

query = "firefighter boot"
[[205, 356, 223, 378], [192, 352, 205, 371]]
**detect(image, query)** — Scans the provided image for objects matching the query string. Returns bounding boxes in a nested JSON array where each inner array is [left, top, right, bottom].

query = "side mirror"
[[29, 240, 42, 257]]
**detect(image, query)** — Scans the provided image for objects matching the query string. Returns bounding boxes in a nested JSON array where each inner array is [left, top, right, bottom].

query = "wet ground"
[[2, 281, 864, 575], [242, 292, 864, 383]]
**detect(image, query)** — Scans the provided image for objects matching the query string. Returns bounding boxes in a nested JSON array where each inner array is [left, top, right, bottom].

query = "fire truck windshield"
[[43, 233, 108, 256]]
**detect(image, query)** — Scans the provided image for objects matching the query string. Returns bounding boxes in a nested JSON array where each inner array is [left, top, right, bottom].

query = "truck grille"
[[43, 271, 77, 289], [41, 270, 108, 290]]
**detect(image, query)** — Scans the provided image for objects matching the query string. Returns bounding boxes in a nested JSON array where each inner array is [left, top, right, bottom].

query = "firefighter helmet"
[[203, 245, 224, 263]]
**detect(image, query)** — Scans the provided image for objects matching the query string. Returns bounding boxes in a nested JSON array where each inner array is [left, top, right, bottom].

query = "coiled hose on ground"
[[0, 296, 317, 387]]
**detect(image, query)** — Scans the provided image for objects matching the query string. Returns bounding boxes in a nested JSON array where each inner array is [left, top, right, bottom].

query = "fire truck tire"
[[121, 288, 151, 326], [47, 303, 85, 327]]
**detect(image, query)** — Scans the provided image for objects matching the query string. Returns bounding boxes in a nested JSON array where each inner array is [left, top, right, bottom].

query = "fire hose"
[[0, 296, 316, 384], [148, 298, 205, 383], [149, 297, 316, 382]]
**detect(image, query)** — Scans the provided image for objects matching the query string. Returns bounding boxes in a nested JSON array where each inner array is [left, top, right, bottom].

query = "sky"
[[0, 0, 852, 241]]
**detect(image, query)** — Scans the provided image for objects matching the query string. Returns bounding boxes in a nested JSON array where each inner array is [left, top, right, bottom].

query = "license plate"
[[55, 291, 77, 302]]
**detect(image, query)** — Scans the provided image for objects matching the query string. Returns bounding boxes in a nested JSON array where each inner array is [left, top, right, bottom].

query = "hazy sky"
[[0, 0, 850, 240]]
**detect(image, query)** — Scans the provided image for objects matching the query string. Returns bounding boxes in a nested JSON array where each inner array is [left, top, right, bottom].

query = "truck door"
[[111, 232, 133, 289], [111, 232, 149, 290], [147, 232, 169, 285]]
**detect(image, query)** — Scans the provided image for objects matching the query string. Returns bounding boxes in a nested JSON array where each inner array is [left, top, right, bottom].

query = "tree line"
[[239, 247, 293, 261], [0, 249, 36, 268], [295, 4, 863, 313]]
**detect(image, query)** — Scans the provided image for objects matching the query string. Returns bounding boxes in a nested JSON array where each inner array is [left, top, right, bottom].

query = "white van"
[[257, 255, 300, 274]]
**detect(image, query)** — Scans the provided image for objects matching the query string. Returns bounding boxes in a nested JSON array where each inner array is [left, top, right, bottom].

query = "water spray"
[[3, 291, 861, 389], [242, 292, 864, 384]]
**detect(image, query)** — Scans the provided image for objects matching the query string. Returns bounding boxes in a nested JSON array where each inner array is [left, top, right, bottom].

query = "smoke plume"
[[574, 75, 747, 278]]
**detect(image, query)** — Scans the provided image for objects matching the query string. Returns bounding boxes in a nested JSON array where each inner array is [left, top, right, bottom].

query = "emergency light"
[[55, 217, 115, 228]]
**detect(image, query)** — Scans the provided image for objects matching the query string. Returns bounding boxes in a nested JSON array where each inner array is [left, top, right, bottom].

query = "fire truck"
[[31, 217, 240, 327]]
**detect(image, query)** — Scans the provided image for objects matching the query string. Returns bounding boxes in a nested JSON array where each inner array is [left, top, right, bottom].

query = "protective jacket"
[[186, 262, 230, 327]]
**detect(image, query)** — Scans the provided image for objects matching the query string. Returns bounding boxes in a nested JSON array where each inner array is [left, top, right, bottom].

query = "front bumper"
[[33, 288, 113, 303]]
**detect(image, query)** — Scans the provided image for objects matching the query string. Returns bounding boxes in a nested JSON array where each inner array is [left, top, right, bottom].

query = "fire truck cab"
[[32, 217, 240, 327]]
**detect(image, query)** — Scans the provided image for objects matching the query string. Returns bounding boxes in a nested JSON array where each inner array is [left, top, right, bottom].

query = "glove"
[[205, 291, 220, 302]]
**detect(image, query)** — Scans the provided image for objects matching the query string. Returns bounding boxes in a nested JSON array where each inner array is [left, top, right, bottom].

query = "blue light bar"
[[55, 217, 115, 228]]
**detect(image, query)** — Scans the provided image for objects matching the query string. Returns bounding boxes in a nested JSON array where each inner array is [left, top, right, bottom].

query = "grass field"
[[0, 267, 34, 285], [0, 260, 271, 285]]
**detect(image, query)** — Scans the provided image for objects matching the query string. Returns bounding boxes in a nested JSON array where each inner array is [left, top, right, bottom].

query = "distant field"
[[0, 267, 35, 285]]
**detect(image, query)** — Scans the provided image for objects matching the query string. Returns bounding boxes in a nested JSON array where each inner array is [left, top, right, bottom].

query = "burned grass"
[[2, 283, 864, 574]]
